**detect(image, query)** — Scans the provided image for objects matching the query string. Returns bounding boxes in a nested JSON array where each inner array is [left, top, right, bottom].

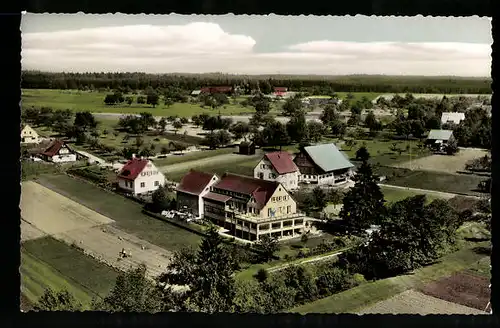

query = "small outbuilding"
[[425, 129, 455, 152], [239, 141, 256, 155]]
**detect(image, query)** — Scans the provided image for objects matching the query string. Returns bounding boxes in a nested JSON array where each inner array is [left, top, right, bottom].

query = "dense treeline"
[[21, 71, 492, 95]]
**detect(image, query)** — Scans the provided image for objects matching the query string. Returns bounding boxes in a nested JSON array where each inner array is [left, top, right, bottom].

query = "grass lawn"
[[152, 147, 236, 166], [377, 167, 485, 196], [22, 89, 257, 117], [35, 174, 202, 250], [21, 236, 119, 308], [290, 242, 490, 314], [467, 257, 491, 278], [380, 185, 445, 204], [164, 156, 261, 182], [335, 92, 380, 102]]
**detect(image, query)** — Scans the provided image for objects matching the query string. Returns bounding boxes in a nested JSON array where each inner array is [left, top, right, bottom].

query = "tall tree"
[[307, 121, 325, 143], [172, 120, 183, 135], [255, 235, 279, 262], [339, 159, 386, 231], [282, 96, 304, 117], [320, 104, 339, 126], [286, 112, 309, 143], [74, 111, 98, 132]]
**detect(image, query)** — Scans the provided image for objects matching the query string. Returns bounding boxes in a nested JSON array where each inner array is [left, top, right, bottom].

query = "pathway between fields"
[[268, 250, 346, 273], [158, 153, 262, 173], [378, 183, 480, 200]]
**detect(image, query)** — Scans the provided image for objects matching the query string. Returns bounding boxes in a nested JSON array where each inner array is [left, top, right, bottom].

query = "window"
[[283, 196, 287, 201], [261, 164, 266, 169], [287, 205, 291, 214], [154, 181, 159, 186], [268, 173, 273, 179], [272, 197, 276, 202], [140, 182, 145, 188], [277, 196, 281, 201]]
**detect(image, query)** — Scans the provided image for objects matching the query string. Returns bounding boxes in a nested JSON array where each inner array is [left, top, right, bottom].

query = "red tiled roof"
[[117, 158, 149, 181], [264, 151, 298, 174], [41, 139, 65, 157], [214, 173, 279, 208], [177, 170, 217, 196], [202, 192, 232, 203], [274, 87, 288, 92]]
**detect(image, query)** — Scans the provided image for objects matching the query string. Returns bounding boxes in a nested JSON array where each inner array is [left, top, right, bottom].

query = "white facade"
[[47, 146, 77, 163], [441, 112, 465, 125], [253, 158, 300, 191], [118, 160, 166, 195], [21, 125, 39, 144], [299, 169, 353, 186], [198, 175, 219, 218]]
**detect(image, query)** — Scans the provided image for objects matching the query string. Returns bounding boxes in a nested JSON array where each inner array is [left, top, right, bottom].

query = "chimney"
[[132, 153, 136, 159]]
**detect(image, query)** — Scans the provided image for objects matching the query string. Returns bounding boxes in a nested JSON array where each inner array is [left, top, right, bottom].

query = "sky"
[[21, 14, 492, 77]]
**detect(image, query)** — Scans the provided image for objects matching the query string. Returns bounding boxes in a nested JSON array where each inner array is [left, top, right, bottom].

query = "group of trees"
[[453, 107, 492, 149], [22, 71, 492, 95], [293, 187, 344, 214], [117, 113, 157, 134], [105, 89, 159, 107], [334, 151, 464, 280]]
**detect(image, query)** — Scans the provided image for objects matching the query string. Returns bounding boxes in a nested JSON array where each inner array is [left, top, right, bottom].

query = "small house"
[[273, 87, 288, 97], [426, 129, 455, 152], [39, 139, 77, 163], [441, 112, 465, 125], [117, 155, 166, 196], [176, 170, 219, 219], [191, 90, 202, 97], [239, 141, 256, 155], [294, 143, 354, 186], [21, 124, 40, 144], [254, 151, 300, 191]]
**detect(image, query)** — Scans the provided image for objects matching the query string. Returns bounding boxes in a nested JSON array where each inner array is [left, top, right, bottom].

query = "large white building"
[[117, 155, 166, 195], [253, 151, 300, 191]]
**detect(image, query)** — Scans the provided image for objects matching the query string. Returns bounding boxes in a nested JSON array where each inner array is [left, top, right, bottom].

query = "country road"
[[268, 250, 346, 273], [378, 183, 481, 200]]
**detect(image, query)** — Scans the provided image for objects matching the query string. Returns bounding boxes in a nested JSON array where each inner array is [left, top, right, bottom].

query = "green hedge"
[[67, 168, 108, 184]]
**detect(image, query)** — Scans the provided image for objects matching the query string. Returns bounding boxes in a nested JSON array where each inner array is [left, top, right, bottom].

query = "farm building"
[[199, 172, 310, 242], [239, 141, 256, 155], [116, 155, 166, 196], [254, 151, 300, 191], [175, 170, 219, 219], [425, 129, 455, 152], [39, 139, 77, 163], [273, 87, 288, 97], [200, 86, 233, 95], [20, 124, 40, 144], [441, 112, 465, 125], [190, 90, 202, 97], [294, 143, 354, 186]]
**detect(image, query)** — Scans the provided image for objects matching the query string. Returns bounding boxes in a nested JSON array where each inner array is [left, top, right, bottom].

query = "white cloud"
[[21, 23, 491, 76]]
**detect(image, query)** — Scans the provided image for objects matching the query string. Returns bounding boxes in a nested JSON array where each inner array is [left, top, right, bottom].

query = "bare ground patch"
[[54, 225, 172, 279], [393, 148, 488, 174], [418, 271, 490, 311], [21, 181, 114, 236], [358, 289, 488, 315]]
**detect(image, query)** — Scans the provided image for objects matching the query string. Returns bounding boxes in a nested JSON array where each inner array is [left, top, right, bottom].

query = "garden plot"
[[54, 225, 172, 279], [358, 290, 488, 315], [418, 271, 491, 311], [20, 181, 115, 237], [392, 148, 488, 174], [20, 219, 46, 241]]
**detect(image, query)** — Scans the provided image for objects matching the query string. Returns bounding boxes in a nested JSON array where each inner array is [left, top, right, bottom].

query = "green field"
[[377, 167, 485, 196], [152, 147, 236, 167], [335, 92, 380, 102], [290, 243, 490, 314], [164, 156, 261, 182], [21, 236, 119, 308], [22, 89, 259, 117], [35, 174, 202, 250]]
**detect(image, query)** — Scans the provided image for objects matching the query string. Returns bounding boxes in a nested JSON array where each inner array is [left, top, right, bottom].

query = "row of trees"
[[22, 71, 492, 94]]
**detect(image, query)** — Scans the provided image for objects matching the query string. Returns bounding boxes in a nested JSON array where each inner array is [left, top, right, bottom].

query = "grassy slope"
[[289, 243, 489, 314], [152, 147, 236, 167], [380, 185, 444, 204], [21, 236, 119, 307], [35, 174, 202, 250]]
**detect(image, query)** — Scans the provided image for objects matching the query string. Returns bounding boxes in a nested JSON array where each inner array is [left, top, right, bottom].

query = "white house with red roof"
[[39, 139, 77, 163], [253, 151, 300, 191], [116, 155, 165, 195], [175, 170, 219, 219]]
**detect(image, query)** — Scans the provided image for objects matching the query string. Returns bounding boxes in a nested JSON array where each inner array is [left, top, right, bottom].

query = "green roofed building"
[[293, 143, 355, 186], [426, 129, 455, 152]]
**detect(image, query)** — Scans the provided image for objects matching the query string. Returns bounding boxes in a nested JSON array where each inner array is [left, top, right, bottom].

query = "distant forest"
[[21, 71, 492, 95]]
